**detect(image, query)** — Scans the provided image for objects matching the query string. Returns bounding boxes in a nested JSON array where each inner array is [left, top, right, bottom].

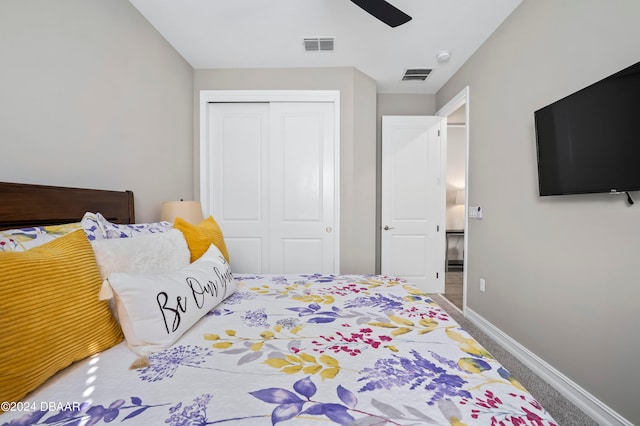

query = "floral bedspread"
[[2, 274, 557, 425]]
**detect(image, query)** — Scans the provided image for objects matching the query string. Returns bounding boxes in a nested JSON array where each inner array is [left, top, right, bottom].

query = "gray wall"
[[0, 0, 194, 222], [436, 1, 640, 423], [194, 68, 378, 273]]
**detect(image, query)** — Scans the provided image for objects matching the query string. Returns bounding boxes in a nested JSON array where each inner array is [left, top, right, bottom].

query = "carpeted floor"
[[429, 293, 599, 426]]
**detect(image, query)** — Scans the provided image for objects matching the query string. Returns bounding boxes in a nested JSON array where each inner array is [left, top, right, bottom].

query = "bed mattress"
[[1, 274, 557, 425]]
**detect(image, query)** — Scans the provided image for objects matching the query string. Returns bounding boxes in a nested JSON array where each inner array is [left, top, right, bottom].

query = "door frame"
[[436, 86, 470, 312], [198, 90, 341, 272]]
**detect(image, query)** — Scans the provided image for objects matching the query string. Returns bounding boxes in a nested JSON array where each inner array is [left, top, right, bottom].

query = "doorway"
[[436, 87, 469, 312]]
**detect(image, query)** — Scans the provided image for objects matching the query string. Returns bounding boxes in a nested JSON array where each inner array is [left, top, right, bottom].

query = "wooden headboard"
[[0, 182, 135, 230]]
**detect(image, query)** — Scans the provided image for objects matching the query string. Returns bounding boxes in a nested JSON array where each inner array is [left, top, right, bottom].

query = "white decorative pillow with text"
[[103, 244, 235, 356]]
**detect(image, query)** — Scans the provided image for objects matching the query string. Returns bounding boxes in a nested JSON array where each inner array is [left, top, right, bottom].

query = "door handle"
[[383, 225, 395, 230]]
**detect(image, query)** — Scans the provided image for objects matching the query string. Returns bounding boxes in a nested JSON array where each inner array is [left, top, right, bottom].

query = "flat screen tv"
[[534, 60, 640, 197]]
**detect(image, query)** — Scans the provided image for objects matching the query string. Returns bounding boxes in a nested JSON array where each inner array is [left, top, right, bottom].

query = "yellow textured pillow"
[[0, 230, 123, 405], [174, 216, 230, 263]]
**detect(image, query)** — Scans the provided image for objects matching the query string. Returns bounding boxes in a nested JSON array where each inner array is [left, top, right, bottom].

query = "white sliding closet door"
[[269, 102, 336, 273], [205, 101, 337, 274], [208, 103, 269, 273]]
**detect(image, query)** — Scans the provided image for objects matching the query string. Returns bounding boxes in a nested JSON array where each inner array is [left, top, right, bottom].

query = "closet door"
[[206, 101, 336, 274], [207, 103, 270, 273], [269, 102, 335, 273]]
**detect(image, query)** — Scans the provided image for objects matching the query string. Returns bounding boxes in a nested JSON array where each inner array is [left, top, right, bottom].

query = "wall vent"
[[303, 37, 335, 51], [402, 68, 432, 81]]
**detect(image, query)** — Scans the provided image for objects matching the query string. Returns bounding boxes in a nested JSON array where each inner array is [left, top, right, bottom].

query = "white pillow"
[[98, 214, 173, 239], [92, 229, 190, 282], [82, 212, 173, 241], [103, 244, 236, 356]]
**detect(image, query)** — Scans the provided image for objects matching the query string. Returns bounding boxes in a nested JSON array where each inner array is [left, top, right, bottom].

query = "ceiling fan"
[[351, 0, 412, 28]]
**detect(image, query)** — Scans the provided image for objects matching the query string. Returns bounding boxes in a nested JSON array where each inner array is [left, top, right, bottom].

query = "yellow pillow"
[[174, 216, 230, 263], [0, 230, 123, 406]]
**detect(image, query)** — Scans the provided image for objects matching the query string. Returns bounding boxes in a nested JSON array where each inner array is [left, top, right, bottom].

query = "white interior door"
[[381, 116, 445, 292], [208, 103, 270, 273], [205, 101, 337, 274], [269, 102, 336, 273]]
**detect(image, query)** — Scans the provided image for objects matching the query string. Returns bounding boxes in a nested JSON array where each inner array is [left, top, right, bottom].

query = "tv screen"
[[534, 60, 640, 196]]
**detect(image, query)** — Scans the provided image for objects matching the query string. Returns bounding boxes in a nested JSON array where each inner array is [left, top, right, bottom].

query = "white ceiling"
[[129, 0, 522, 94]]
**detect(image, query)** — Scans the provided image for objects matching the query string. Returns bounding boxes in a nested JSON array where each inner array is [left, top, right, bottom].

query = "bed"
[[0, 182, 558, 426]]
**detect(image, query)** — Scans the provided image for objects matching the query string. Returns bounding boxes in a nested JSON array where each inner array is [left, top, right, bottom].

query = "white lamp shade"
[[455, 190, 465, 205], [160, 201, 204, 224]]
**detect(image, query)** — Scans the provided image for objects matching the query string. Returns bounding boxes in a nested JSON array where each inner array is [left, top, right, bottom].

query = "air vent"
[[402, 68, 432, 81], [303, 37, 335, 51]]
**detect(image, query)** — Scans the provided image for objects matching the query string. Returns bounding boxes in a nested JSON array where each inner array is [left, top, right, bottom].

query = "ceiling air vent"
[[303, 37, 335, 51], [402, 68, 432, 81]]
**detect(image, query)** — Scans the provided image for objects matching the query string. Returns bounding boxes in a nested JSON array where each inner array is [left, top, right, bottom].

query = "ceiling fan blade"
[[351, 0, 412, 28]]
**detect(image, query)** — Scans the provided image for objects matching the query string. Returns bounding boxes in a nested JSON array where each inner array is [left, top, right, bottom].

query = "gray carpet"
[[429, 294, 599, 426]]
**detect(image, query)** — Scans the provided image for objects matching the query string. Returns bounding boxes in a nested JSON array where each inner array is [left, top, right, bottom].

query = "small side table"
[[445, 229, 464, 272]]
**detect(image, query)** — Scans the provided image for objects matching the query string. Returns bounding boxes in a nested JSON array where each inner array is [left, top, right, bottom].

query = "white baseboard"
[[464, 307, 632, 426]]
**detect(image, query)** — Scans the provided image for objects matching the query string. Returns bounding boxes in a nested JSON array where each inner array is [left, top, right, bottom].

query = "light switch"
[[469, 206, 483, 219]]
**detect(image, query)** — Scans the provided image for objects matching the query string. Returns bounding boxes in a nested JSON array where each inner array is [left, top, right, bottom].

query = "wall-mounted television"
[[534, 60, 640, 197]]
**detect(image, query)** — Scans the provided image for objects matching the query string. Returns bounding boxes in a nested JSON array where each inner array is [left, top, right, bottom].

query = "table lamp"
[[160, 200, 204, 224]]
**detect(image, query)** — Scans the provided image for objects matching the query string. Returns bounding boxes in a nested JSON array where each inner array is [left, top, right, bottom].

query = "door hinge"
[[437, 225, 440, 232], [436, 272, 439, 279], [438, 129, 440, 136]]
